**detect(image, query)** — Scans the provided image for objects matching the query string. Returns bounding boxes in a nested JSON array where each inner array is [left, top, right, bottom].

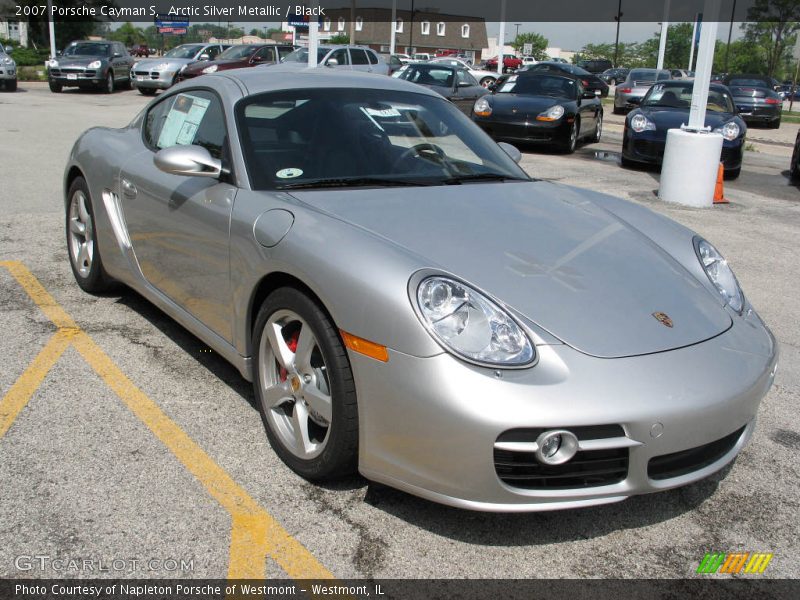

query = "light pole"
[[657, 0, 671, 70], [514, 23, 521, 41], [724, 0, 737, 73], [613, 0, 623, 68]]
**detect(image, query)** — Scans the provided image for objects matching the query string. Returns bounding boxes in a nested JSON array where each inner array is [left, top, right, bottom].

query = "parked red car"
[[485, 54, 522, 72], [179, 44, 295, 80], [130, 44, 153, 58]]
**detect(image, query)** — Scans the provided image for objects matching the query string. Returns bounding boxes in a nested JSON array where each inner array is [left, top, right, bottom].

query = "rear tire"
[[479, 76, 494, 88], [613, 105, 624, 115], [620, 155, 635, 168], [252, 287, 358, 481], [49, 80, 62, 93], [724, 167, 741, 180], [592, 111, 603, 143], [66, 176, 113, 294], [769, 117, 781, 129]]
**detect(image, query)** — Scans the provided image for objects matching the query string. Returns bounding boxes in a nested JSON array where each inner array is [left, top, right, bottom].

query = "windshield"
[[63, 43, 110, 57], [630, 69, 670, 82], [218, 45, 258, 60], [236, 88, 529, 190], [642, 84, 735, 113], [497, 75, 577, 98], [397, 65, 456, 87], [727, 77, 771, 88], [281, 48, 329, 63], [165, 45, 204, 59]]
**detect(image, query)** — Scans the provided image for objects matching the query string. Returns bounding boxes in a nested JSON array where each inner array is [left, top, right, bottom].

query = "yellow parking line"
[[0, 260, 334, 581]]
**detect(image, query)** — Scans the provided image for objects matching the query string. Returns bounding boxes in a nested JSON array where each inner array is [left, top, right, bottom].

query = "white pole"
[[689, 14, 698, 71], [656, 0, 671, 70], [688, 2, 719, 129], [390, 0, 397, 55], [308, 0, 319, 67], [497, 0, 506, 76], [47, 0, 56, 59]]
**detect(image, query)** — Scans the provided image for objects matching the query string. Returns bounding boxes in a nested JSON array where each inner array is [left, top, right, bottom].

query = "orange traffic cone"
[[714, 162, 729, 204]]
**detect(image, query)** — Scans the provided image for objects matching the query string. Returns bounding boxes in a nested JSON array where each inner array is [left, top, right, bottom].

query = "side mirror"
[[154, 145, 222, 178], [199, 53, 210, 61], [498, 141, 522, 164], [458, 81, 472, 87], [326, 57, 339, 67], [113, 52, 123, 58], [4, 46, 12, 54]]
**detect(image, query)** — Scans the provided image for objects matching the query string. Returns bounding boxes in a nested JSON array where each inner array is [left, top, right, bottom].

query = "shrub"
[[7, 46, 50, 67]]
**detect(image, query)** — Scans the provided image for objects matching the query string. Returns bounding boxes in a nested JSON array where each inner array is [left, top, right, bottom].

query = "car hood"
[[640, 107, 734, 129], [185, 58, 246, 73], [135, 57, 194, 69], [290, 181, 731, 358], [489, 94, 570, 118]]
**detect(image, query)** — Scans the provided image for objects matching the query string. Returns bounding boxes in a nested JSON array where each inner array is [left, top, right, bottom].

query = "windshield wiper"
[[442, 174, 528, 185], [278, 177, 435, 190]]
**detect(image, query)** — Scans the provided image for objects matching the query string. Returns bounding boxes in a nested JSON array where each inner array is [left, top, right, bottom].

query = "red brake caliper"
[[278, 329, 300, 382]]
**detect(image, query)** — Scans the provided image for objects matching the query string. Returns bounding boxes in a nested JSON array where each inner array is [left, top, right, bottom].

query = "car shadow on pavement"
[[359, 465, 731, 545]]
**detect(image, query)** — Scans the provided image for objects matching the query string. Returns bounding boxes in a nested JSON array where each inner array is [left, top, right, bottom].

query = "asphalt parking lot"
[[0, 82, 798, 581]]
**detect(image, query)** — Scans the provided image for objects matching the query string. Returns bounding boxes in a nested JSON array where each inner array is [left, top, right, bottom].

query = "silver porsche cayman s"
[[64, 68, 778, 512]]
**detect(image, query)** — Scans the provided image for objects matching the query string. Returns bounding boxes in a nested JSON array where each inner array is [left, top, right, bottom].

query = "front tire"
[[252, 287, 358, 481], [66, 177, 112, 293], [562, 118, 579, 154], [592, 111, 603, 143], [49, 80, 62, 93], [104, 71, 114, 94], [138, 87, 156, 95]]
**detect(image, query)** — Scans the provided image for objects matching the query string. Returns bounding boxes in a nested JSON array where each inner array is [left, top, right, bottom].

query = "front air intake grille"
[[648, 426, 746, 481], [494, 424, 628, 490]]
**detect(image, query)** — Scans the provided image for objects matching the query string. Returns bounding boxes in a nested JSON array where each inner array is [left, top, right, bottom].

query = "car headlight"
[[202, 64, 218, 74], [415, 276, 535, 367], [536, 105, 565, 121], [49, 59, 59, 68], [694, 237, 744, 314], [88, 60, 102, 69], [630, 113, 656, 132], [132, 62, 139, 70], [180, 64, 188, 72], [714, 121, 741, 141], [473, 96, 492, 117], [2, 57, 12, 65]]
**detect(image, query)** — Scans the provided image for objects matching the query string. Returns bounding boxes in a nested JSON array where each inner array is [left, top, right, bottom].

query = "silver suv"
[[278, 45, 389, 75]]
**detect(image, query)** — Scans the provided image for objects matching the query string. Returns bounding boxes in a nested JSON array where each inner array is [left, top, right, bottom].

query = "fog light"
[[535, 430, 579, 465]]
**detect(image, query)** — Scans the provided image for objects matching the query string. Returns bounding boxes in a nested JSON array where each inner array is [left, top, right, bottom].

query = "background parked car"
[[48, 40, 134, 93], [599, 67, 629, 85], [485, 54, 523, 73], [180, 44, 295, 80], [525, 62, 609, 97], [614, 68, 671, 114], [276, 46, 389, 75], [130, 44, 153, 58], [622, 80, 746, 179], [670, 69, 695, 79], [577, 59, 613, 74], [132, 43, 229, 95], [429, 56, 498, 88], [722, 74, 783, 128], [473, 72, 603, 153], [521, 56, 538, 67], [412, 53, 432, 62], [396, 63, 487, 114], [0, 45, 17, 91]]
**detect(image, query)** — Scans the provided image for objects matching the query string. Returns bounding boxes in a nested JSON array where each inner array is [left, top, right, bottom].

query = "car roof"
[[653, 80, 728, 91], [207, 66, 443, 97]]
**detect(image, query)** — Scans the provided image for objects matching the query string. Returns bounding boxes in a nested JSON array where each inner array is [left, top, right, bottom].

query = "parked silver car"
[[131, 43, 228, 95], [0, 45, 16, 91], [428, 57, 498, 88], [614, 68, 671, 114], [277, 45, 389, 75], [63, 69, 777, 511]]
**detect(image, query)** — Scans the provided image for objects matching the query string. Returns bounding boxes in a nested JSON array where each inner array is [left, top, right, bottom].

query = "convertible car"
[[622, 80, 747, 179], [64, 68, 777, 511], [472, 72, 603, 153]]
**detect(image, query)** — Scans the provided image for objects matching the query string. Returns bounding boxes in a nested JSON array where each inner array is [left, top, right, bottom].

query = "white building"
[[0, 17, 28, 47]]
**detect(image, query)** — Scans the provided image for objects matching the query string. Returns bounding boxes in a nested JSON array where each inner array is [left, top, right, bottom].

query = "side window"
[[114, 43, 124, 56], [144, 90, 228, 161], [206, 46, 221, 60], [456, 70, 477, 87], [367, 50, 378, 65], [329, 48, 349, 65], [350, 49, 369, 65], [253, 46, 275, 63], [278, 46, 294, 60]]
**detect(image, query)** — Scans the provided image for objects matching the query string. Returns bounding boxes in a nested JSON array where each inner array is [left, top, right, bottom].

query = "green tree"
[[108, 22, 145, 47], [328, 33, 350, 44], [742, 0, 800, 77], [510, 32, 549, 61]]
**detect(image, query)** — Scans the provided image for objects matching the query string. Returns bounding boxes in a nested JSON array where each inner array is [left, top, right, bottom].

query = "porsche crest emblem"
[[652, 312, 673, 328]]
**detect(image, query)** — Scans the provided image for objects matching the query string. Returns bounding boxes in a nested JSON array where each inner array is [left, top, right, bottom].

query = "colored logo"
[[652, 311, 674, 328], [697, 552, 773, 574]]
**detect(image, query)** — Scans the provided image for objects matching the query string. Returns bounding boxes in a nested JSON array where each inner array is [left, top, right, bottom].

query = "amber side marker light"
[[340, 330, 389, 362]]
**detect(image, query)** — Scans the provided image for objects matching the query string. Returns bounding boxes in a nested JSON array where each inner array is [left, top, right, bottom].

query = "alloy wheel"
[[68, 190, 94, 278]]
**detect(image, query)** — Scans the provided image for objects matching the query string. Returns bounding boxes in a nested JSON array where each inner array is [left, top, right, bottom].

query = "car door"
[[349, 48, 372, 73], [111, 43, 132, 82], [576, 84, 598, 136], [250, 46, 276, 66], [450, 69, 485, 114], [118, 89, 237, 342]]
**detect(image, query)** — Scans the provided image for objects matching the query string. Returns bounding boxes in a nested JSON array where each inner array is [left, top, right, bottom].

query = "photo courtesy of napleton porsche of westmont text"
[[0, 0, 798, 599]]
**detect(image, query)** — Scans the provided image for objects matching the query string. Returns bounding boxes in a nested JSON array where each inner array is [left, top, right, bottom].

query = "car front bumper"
[[622, 129, 745, 171], [474, 118, 571, 144], [49, 68, 107, 86], [0, 66, 16, 80], [352, 307, 777, 511], [131, 68, 179, 90]]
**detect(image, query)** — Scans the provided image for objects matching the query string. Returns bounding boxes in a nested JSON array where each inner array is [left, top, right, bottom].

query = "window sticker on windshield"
[[276, 168, 303, 179], [157, 93, 211, 149], [364, 107, 402, 118]]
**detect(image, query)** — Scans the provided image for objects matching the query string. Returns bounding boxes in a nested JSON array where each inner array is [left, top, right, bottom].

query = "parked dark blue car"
[[622, 80, 746, 179]]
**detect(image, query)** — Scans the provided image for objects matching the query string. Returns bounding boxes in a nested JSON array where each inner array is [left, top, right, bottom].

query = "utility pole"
[[409, 0, 415, 55], [657, 0, 671, 70], [724, 0, 737, 73], [613, 0, 623, 67], [514, 23, 521, 41], [497, 0, 506, 75], [390, 0, 397, 55], [350, 0, 356, 44], [47, 0, 56, 59]]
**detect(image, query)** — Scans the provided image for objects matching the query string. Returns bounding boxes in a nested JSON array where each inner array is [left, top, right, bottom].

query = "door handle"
[[121, 178, 137, 198]]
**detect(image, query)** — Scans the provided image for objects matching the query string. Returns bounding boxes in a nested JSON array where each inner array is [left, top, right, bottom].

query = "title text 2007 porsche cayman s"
[[64, 68, 777, 512]]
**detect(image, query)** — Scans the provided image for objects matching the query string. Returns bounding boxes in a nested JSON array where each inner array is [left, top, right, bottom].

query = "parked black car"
[[599, 67, 629, 85], [523, 62, 609, 97], [472, 72, 603, 153], [48, 40, 134, 93], [577, 58, 613, 74], [722, 74, 783, 128], [622, 81, 746, 179], [396, 63, 488, 115]]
